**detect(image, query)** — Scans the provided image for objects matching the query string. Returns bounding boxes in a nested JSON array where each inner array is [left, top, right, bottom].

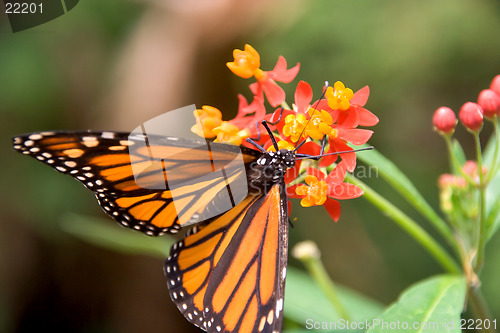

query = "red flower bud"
[[432, 107, 456, 134], [478, 89, 500, 119], [490, 75, 500, 96], [459, 102, 483, 132]]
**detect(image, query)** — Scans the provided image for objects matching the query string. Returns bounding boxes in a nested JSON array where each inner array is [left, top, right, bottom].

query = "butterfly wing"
[[12, 131, 261, 235], [164, 183, 288, 333]]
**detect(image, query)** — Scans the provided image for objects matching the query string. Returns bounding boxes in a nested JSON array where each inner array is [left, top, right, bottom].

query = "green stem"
[[473, 134, 487, 272], [280, 101, 291, 110], [300, 253, 351, 320], [346, 174, 461, 274], [468, 287, 496, 333], [445, 136, 475, 185], [355, 148, 458, 252]]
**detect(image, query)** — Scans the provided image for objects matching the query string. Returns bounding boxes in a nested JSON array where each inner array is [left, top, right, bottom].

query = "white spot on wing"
[[101, 132, 115, 139], [258, 316, 266, 331], [267, 310, 274, 324], [119, 140, 134, 146], [28, 134, 43, 140], [276, 298, 283, 317], [109, 145, 126, 151]]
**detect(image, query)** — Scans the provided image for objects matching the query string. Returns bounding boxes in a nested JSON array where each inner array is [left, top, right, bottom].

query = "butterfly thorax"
[[247, 148, 295, 195]]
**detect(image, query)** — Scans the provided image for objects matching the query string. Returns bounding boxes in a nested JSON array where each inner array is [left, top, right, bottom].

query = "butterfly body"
[[13, 130, 293, 333], [247, 149, 295, 196]]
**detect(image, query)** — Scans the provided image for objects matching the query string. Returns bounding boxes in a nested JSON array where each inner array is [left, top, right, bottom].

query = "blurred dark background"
[[1, 0, 500, 332]]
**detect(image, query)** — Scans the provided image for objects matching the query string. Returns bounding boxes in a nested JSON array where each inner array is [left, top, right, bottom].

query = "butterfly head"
[[277, 148, 296, 169], [254, 148, 295, 183]]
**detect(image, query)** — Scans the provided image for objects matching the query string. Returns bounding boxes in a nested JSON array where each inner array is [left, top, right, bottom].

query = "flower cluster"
[[433, 75, 500, 134], [191, 44, 378, 221], [438, 161, 486, 217], [433, 75, 500, 267]]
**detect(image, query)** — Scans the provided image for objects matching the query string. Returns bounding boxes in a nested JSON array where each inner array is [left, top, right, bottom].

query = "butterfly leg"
[[318, 134, 327, 157], [267, 107, 284, 125], [246, 137, 267, 152]]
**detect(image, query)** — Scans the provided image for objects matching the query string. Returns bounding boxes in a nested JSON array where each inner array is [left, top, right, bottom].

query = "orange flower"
[[228, 44, 300, 107], [295, 175, 329, 207], [226, 44, 262, 79], [191, 106, 223, 138], [212, 121, 249, 146]]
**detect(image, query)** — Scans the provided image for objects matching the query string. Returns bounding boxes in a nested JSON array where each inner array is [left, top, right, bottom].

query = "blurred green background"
[[1, 0, 500, 332]]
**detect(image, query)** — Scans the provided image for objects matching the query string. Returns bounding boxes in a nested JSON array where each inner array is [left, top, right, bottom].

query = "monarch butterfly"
[[12, 119, 364, 332]]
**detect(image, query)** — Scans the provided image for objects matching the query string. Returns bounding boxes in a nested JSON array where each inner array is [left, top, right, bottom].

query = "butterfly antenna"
[[246, 107, 285, 151], [247, 120, 261, 142], [293, 81, 330, 152], [261, 120, 280, 151], [246, 119, 281, 152], [295, 146, 374, 160]]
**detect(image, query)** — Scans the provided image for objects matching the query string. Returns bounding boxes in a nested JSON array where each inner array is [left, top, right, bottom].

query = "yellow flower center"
[[282, 113, 308, 142], [306, 108, 334, 140], [295, 175, 329, 207], [267, 140, 295, 152], [325, 81, 354, 111]]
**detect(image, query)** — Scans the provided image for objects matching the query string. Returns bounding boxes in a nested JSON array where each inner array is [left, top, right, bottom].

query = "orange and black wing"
[[12, 131, 261, 235], [164, 183, 288, 333]]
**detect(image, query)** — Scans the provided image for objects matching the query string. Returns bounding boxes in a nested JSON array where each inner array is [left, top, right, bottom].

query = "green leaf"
[[484, 123, 500, 240], [485, 170, 500, 240], [355, 146, 454, 245], [59, 213, 173, 258], [284, 267, 383, 325], [483, 133, 496, 166], [450, 139, 466, 174], [482, 121, 499, 167], [366, 275, 466, 333]]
